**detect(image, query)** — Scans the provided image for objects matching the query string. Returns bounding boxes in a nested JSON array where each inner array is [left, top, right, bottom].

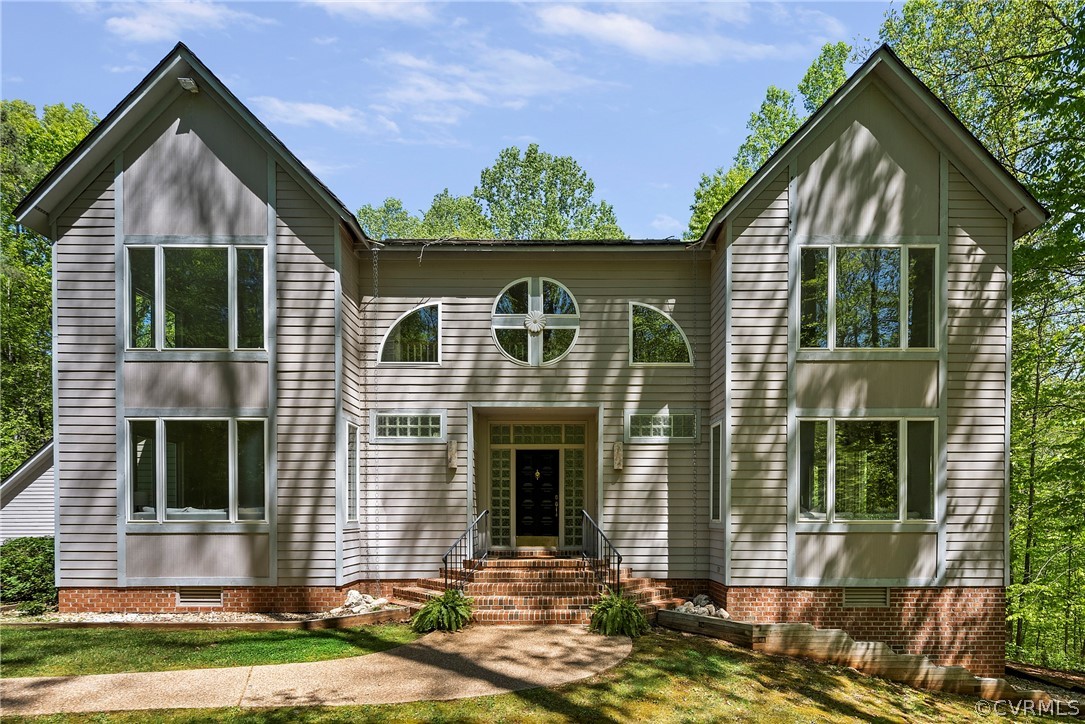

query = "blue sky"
[[1, 1, 895, 238]]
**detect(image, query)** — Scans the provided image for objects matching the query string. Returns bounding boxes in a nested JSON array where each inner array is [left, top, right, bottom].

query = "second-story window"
[[128, 246, 265, 350], [800, 245, 936, 350]]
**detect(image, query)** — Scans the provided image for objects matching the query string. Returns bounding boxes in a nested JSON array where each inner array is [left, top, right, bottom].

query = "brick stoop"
[[391, 554, 681, 625]]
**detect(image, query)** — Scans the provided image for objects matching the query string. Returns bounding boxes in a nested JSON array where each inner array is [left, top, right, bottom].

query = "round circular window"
[[491, 277, 579, 366]]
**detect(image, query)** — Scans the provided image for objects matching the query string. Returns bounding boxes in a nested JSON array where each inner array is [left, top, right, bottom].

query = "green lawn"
[[4, 628, 1002, 723], [0, 624, 419, 678]]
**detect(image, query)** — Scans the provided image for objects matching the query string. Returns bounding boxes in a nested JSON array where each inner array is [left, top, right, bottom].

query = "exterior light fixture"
[[177, 77, 199, 93]]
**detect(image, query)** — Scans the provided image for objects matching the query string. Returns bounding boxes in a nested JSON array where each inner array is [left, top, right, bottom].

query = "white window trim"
[[126, 416, 269, 525], [797, 242, 939, 354], [377, 302, 442, 366], [628, 302, 694, 367], [346, 422, 359, 523], [491, 277, 580, 367], [710, 420, 723, 523], [372, 410, 447, 443], [624, 409, 699, 443], [125, 244, 267, 352], [796, 415, 938, 525]]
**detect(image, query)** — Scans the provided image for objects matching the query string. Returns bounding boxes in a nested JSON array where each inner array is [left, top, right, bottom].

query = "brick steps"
[[392, 556, 679, 625]]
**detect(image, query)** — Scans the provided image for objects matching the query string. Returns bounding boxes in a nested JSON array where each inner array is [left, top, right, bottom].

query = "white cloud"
[[312, 36, 339, 46], [649, 213, 684, 236], [308, 0, 436, 25], [105, 64, 142, 74], [102, 1, 274, 43], [533, 5, 781, 64], [532, 4, 846, 65], [248, 96, 399, 135], [380, 45, 597, 124]]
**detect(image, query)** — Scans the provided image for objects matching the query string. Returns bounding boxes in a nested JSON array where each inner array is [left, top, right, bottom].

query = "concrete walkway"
[[2, 625, 631, 716]]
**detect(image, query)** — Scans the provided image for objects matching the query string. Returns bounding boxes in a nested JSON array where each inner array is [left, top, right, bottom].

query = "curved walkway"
[[2, 625, 631, 716]]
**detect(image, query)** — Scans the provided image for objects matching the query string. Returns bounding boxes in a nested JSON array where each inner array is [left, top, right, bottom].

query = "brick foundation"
[[59, 579, 1006, 677], [719, 586, 1006, 678], [58, 580, 412, 614]]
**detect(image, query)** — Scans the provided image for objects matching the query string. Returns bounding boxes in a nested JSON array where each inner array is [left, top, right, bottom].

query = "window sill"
[[796, 349, 939, 362], [125, 350, 269, 363], [795, 521, 937, 534], [125, 522, 270, 535]]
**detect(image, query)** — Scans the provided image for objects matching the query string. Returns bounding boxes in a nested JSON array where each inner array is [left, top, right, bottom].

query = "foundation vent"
[[842, 587, 889, 608], [177, 587, 223, 607]]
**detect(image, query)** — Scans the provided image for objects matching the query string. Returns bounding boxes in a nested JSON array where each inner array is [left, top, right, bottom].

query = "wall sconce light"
[[613, 442, 623, 471], [177, 77, 199, 94], [447, 439, 459, 469]]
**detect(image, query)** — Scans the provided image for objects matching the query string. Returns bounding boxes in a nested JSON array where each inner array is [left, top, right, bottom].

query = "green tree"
[[686, 42, 850, 239], [1, 100, 97, 478], [356, 197, 423, 241], [420, 189, 493, 239], [473, 144, 624, 240], [357, 144, 625, 241]]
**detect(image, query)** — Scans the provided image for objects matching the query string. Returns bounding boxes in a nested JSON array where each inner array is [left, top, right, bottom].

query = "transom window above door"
[[491, 277, 580, 366]]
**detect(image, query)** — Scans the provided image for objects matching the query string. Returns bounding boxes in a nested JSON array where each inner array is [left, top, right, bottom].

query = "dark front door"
[[516, 450, 559, 538]]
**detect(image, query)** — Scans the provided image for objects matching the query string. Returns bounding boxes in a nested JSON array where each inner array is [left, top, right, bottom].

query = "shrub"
[[589, 588, 650, 637], [411, 589, 473, 633], [0, 536, 57, 609]]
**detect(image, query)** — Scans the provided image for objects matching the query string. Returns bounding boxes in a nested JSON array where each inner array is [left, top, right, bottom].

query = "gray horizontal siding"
[[729, 172, 789, 586], [55, 168, 118, 585], [0, 467, 55, 540], [275, 167, 337, 585], [944, 165, 1009, 586]]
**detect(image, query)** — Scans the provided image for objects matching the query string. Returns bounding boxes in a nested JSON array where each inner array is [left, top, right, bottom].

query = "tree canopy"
[[1, 101, 98, 477], [357, 143, 625, 241]]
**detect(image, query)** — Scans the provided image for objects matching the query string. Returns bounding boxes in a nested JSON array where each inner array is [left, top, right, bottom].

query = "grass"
[[0, 624, 419, 678], [4, 628, 1006, 722]]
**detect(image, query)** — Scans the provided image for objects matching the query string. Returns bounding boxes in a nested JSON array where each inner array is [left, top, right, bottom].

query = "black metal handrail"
[[443, 509, 490, 591], [582, 510, 622, 595]]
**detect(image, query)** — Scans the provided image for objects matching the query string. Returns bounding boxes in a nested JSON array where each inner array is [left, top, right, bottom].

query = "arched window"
[[491, 278, 579, 366], [380, 303, 440, 363], [629, 302, 692, 365]]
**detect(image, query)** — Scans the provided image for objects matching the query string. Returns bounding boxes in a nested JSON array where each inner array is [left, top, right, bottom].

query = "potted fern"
[[589, 588, 650, 637], [411, 589, 474, 633]]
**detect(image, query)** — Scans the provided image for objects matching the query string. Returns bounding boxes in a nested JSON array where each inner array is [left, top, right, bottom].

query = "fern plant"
[[589, 588, 650, 637], [411, 589, 474, 633]]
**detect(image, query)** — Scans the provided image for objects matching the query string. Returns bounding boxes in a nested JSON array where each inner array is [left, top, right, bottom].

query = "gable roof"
[[15, 42, 369, 247], [700, 44, 1048, 246], [1, 439, 53, 508]]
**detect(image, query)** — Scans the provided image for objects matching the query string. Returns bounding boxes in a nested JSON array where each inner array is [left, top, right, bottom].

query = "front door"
[[515, 449, 559, 546]]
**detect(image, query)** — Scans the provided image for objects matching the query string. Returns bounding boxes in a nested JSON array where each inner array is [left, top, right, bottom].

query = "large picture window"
[[798, 417, 935, 522], [128, 418, 267, 522], [799, 245, 936, 350], [128, 245, 265, 350], [380, 304, 440, 363]]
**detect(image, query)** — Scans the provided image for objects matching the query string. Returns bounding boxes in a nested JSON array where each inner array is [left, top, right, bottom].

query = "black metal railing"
[[582, 510, 622, 594], [443, 509, 490, 591]]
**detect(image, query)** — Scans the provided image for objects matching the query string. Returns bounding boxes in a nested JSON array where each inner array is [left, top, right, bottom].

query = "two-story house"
[[15, 43, 1045, 677]]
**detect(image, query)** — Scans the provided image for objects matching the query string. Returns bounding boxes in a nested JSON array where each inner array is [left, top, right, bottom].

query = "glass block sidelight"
[[490, 449, 512, 546], [563, 448, 585, 547]]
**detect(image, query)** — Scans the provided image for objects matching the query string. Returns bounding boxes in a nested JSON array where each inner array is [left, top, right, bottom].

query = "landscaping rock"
[[674, 596, 732, 619]]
